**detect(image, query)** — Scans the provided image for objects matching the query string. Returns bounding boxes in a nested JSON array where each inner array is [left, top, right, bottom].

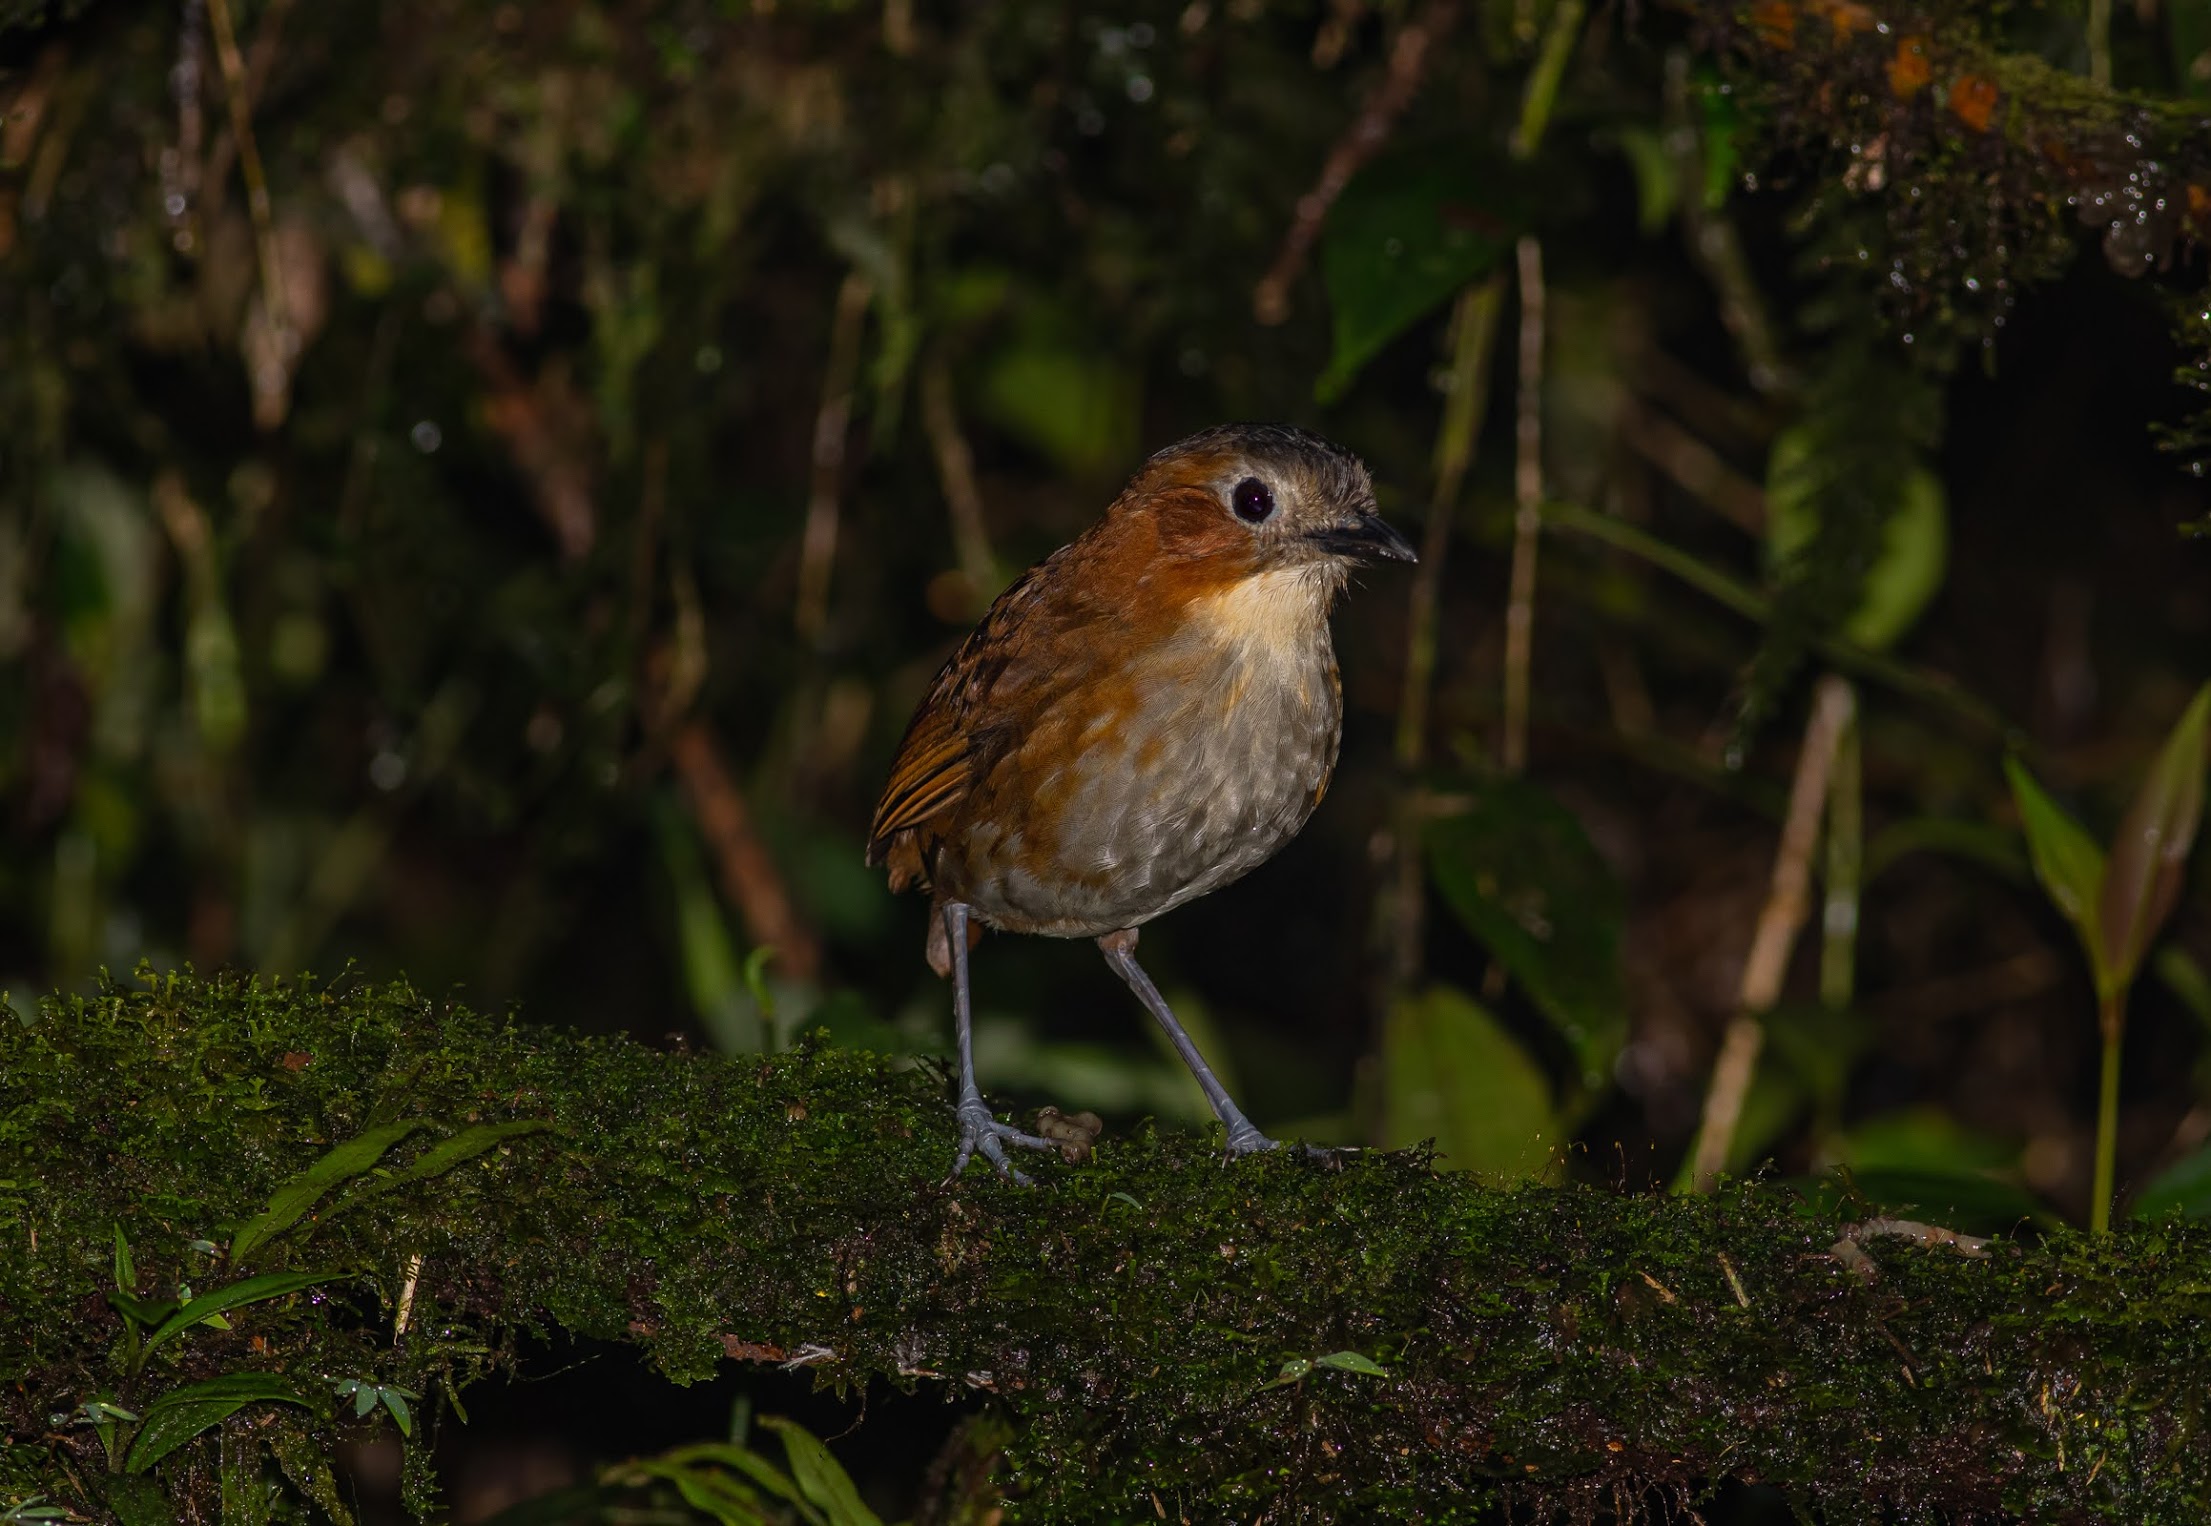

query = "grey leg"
[[943, 901, 1055, 1182], [1098, 929, 1277, 1157]]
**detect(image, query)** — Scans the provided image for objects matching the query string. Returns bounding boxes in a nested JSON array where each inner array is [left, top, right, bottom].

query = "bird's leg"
[[1098, 929, 1278, 1157], [943, 900, 1055, 1183]]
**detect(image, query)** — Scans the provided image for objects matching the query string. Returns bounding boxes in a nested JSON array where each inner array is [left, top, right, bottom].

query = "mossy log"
[[4, 974, 2209, 1523]]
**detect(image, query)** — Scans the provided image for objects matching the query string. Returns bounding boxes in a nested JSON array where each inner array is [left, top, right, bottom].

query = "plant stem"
[[1688, 676, 1855, 1191], [1501, 235, 1545, 775], [1539, 499, 2019, 745], [2091, 993, 2124, 1233], [1820, 690, 1861, 1011]]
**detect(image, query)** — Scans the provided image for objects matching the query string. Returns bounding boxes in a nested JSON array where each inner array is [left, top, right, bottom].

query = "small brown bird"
[[867, 423, 1414, 1178]]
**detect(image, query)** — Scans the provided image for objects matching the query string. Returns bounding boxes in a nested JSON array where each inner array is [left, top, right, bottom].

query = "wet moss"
[[4, 971, 2209, 1524]]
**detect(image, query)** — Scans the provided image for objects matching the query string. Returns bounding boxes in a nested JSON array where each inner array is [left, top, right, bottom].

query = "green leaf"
[[655, 1442, 818, 1519], [1693, 67, 1740, 210], [1425, 777, 1626, 1087], [114, 1224, 136, 1296], [1767, 427, 1948, 652], [2131, 1139, 2211, 1221], [1314, 145, 1525, 402], [1381, 985, 1555, 1180], [229, 1120, 428, 1263], [1313, 1350, 1388, 1377], [1262, 1357, 1314, 1388], [757, 1416, 883, 1526], [380, 1388, 412, 1437], [2097, 682, 2211, 992], [1612, 125, 1677, 235], [975, 328, 1139, 476], [108, 1291, 181, 1332], [125, 1373, 307, 1473], [338, 1119, 554, 1210], [2003, 757, 2108, 974], [144, 1270, 348, 1357], [103, 1475, 174, 1526]]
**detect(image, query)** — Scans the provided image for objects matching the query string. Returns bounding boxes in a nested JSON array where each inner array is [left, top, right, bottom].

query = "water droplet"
[[410, 420, 442, 453]]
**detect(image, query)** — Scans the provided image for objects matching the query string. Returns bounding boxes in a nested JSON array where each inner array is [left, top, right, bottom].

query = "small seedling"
[[333, 1379, 419, 1436], [2006, 681, 2211, 1232]]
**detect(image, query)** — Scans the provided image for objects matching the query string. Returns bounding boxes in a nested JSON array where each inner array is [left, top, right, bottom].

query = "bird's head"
[[1111, 423, 1416, 577]]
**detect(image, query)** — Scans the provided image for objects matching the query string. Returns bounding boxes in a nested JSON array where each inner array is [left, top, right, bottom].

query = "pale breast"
[[950, 565, 1345, 938]]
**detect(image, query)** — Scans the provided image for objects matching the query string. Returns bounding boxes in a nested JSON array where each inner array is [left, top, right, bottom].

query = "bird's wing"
[[866, 553, 1072, 883]]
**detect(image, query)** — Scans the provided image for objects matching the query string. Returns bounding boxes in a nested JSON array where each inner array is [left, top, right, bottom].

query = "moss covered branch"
[[4, 975, 2209, 1522]]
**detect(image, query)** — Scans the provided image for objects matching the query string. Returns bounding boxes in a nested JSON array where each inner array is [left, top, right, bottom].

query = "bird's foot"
[[1222, 1120, 1280, 1158], [950, 1096, 1056, 1184]]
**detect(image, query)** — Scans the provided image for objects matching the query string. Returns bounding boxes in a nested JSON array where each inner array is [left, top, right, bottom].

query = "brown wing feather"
[[865, 551, 1074, 888]]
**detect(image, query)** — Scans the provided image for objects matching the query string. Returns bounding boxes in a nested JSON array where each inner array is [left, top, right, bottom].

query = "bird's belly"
[[954, 648, 1341, 937]]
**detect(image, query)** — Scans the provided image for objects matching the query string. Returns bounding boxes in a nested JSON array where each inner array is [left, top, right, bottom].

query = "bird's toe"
[[948, 1099, 1057, 1185]]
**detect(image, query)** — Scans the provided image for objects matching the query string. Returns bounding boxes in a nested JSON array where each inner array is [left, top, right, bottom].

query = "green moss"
[[4, 971, 2209, 1523]]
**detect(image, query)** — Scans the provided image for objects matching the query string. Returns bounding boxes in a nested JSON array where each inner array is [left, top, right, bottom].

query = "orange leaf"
[[1949, 75, 1999, 133], [1889, 37, 1932, 99], [1752, 0, 1797, 49]]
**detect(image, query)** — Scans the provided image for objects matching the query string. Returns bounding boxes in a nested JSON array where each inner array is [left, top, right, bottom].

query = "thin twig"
[[1688, 675, 1856, 1191], [1617, 399, 1767, 535], [1251, 1, 1458, 325], [1501, 235, 1545, 775], [670, 721, 824, 984], [920, 354, 999, 615], [1820, 689, 1861, 1010], [205, 0, 292, 428], [394, 1252, 423, 1342], [1829, 1217, 1994, 1282], [796, 272, 874, 644]]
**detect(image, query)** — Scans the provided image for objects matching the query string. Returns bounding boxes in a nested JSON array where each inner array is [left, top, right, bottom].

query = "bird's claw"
[[949, 1097, 1056, 1184], [1222, 1119, 1279, 1158]]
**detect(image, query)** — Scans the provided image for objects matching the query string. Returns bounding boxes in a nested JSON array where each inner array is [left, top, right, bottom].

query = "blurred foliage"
[[4, 0, 2211, 1510]]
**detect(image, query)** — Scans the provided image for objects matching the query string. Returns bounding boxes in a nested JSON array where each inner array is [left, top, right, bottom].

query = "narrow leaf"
[[113, 1225, 136, 1295], [145, 1270, 348, 1357], [344, 1120, 554, 1208], [380, 1389, 412, 1437], [125, 1374, 306, 1473], [1314, 1350, 1389, 1376], [758, 1417, 884, 1526], [2097, 682, 2211, 991], [229, 1120, 428, 1263], [2003, 757, 2108, 972]]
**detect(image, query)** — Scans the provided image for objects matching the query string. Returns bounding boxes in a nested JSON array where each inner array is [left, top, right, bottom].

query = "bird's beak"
[[1309, 513, 1418, 564]]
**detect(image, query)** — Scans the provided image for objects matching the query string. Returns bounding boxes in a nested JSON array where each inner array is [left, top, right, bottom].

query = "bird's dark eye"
[[1231, 477, 1275, 523]]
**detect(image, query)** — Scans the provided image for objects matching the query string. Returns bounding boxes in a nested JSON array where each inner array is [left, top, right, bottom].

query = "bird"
[[866, 422, 1415, 1179]]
